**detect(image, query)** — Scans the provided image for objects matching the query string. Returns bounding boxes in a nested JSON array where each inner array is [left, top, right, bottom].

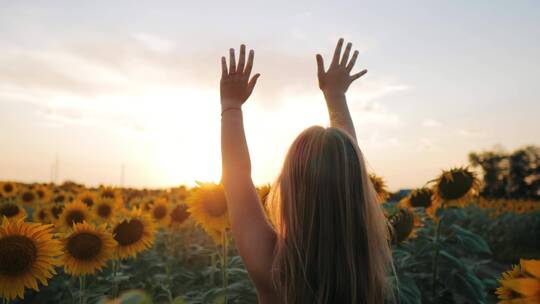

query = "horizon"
[[1, 1, 539, 191]]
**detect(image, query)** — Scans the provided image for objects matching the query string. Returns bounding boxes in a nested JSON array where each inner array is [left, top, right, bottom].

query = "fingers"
[[346, 50, 359, 73], [350, 69, 368, 82], [247, 73, 261, 95], [331, 38, 344, 67], [221, 56, 228, 77], [229, 48, 236, 74], [237, 44, 246, 73], [340, 42, 352, 67], [316, 54, 325, 77], [244, 49, 254, 77]]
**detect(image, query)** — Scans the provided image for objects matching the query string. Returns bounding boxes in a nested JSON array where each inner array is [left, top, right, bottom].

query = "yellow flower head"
[[0, 219, 62, 300], [58, 200, 92, 230], [388, 207, 418, 244], [33, 207, 52, 224], [93, 198, 121, 223], [34, 184, 53, 205], [61, 222, 116, 276], [369, 173, 390, 202], [0, 202, 27, 222], [112, 208, 155, 260], [77, 191, 98, 209], [434, 167, 480, 207], [187, 182, 230, 236], [406, 188, 433, 208], [149, 197, 171, 227], [497, 260, 540, 302], [98, 187, 123, 206], [49, 204, 65, 222], [169, 203, 191, 230], [0, 182, 17, 198], [17, 188, 39, 208], [257, 184, 272, 206]]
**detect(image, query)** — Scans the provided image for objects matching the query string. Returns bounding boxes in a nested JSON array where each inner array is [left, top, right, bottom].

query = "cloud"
[[416, 138, 442, 152], [132, 33, 176, 54], [456, 128, 485, 138], [423, 119, 442, 128]]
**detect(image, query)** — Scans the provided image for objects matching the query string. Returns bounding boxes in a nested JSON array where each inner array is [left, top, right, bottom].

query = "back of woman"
[[269, 126, 391, 304], [219, 38, 393, 303]]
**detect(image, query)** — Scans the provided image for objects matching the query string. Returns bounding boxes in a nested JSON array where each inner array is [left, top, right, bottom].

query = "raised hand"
[[316, 38, 367, 96], [220, 44, 260, 109]]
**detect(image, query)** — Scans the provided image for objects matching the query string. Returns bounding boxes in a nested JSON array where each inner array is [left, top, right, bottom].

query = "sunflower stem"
[[112, 259, 119, 298], [210, 253, 216, 286], [164, 232, 174, 302], [222, 231, 229, 304], [431, 201, 445, 300], [79, 275, 86, 304]]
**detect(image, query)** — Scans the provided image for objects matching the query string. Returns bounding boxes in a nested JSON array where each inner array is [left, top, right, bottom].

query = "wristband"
[[221, 107, 242, 116]]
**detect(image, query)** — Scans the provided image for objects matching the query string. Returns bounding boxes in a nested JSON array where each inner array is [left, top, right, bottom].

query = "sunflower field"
[[0, 165, 539, 303]]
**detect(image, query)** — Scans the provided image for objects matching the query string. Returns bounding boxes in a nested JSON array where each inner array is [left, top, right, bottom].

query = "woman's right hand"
[[316, 38, 367, 97]]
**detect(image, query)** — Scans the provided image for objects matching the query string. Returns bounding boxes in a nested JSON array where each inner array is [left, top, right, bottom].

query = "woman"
[[220, 39, 393, 304]]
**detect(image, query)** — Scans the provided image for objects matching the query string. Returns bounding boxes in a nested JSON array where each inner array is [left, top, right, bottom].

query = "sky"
[[1, 1, 539, 190]]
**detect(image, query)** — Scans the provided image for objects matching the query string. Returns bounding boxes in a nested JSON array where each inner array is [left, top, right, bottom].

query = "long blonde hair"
[[268, 126, 393, 304]]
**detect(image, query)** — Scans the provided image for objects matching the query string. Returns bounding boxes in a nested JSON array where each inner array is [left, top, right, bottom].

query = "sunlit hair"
[[267, 126, 393, 304]]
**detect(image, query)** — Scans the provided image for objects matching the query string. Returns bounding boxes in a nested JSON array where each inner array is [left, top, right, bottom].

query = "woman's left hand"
[[220, 44, 260, 109]]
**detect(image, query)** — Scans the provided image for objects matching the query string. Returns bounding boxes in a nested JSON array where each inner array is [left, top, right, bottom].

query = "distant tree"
[[469, 150, 509, 198], [469, 145, 540, 200]]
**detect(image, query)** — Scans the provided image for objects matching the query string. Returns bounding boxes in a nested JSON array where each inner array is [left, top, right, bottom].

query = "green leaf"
[[439, 250, 465, 270], [448, 271, 487, 304], [172, 296, 186, 304], [451, 224, 492, 254], [395, 275, 421, 304]]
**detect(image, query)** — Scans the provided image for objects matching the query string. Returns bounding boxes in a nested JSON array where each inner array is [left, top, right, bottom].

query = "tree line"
[[469, 145, 540, 200]]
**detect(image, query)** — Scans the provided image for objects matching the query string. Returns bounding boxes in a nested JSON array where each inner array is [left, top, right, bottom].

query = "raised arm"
[[316, 38, 367, 142], [220, 45, 277, 295]]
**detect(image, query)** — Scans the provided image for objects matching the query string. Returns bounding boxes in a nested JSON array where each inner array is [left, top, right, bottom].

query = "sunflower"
[[171, 186, 189, 202], [140, 196, 156, 212], [388, 207, 419, 244], [0, 202, 26, 222], [0, 219, 62, 300], [93, 198, 120, 223], [51, 191, 69, 205], [523, 201, 538, 213], [257, 184, 272, 206], [515, 203, 526, 214], [369, 173, 389, 202], [112, 208, 155, 260], [61, 221, 116, 276], [496, 264, 523, 301], [33, 207, 52, 224], [34, 185, 53, 204], [406, 188, 440, 217], [49, 204, 65, 222], [98, 187, 123, 206], [17, 188, 39, 208], [149, 197, 170, 227], [497, 259, 540, 303], [187, 182, 229, 236], [477, 197, 489, 209], [433, 167, 480, 207], [0, 182, 17, 198], [58, 201, 92, 230], [169, 204, 190, 230], [76, 191, 98, 209]]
